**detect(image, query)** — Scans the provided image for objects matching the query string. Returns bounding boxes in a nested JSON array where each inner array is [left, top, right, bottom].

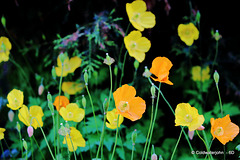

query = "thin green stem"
[[131, 144, 135, 160], [141, 93, 154, 160], [119, 50, 128, 87], [57, 63, 64, 159], [119, 131, 125, 160], [0, 140, 5, 160], [96, 65, 113, 159], [196, 131, 211, 160], [85, 84, 99, 134], [3, 138, 13, 158], [145, 83, 161, 160], [31, 117, 55, 160], [83, 106, 93, 159], [25, 146, 28, 160], [147, 78, 197, 160], [9, 58, 35, 96], [30, 137, 33, 160], [32, 135, 45, 160], [68, 135, 77, 160], [17, 126, 24, 158], [110, 115, 120, 160], [170, 127, 184, 160], [215, 84, 223, 117]]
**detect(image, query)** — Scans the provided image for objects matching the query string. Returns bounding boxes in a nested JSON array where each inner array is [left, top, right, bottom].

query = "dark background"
[[0, 0, 240, 158]]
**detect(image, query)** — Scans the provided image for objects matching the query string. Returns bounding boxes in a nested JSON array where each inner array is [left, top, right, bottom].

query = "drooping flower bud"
[[38, 84, 44, 95], [51, 66, 56, 79], [132, 129, 137, 146], [114, 65, 118, 76], [16, 122, 21, 132], [27, 126, 34, 137], [1, 16, 6, 28], [151, 153, 158, 160], [22, 139, 28, 151], [150, 85, 156, 98], [82, 95, 86, 108], [8, 110, 14, 122], [59, 52, 67, 64], [188, 130, 194, 140], [213, 70, 219, 84], [134, 60, 139, 71], [84, 70, 88, 85]]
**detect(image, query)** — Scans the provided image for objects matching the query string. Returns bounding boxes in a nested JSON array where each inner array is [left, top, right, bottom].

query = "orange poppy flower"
[[210, 114, 239, 145], [53, 96, 70, 111], [149, 57, 173, 85], [113, 84, 146, 121]]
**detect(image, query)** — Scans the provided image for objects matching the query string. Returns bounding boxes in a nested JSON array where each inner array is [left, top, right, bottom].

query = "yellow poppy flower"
[[126, 0, 156, 31], [62, 82, 84, 95], [124, 30, 151, 62], [178, 23, 199, 46], [18, 105, 44, 129], [191, 66, 210, 82], [0, 128, 6, 140], [63, 127, 86, 152], [210, 115, 239, 145], [113, 84, 146, 121], [7, 89, 24, 110], [175, 103, 204, 131], [0, 36, 12, 63], [106, 109, 124, 129], [55, 55, 82, 77], [59, 103, 85, 122]]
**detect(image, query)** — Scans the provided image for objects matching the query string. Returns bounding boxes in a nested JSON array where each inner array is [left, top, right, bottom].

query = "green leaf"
[[84, 115, 103, 134]]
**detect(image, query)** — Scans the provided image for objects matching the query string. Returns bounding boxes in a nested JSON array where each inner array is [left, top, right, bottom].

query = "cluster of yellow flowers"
[[124, 0, 155, 63]]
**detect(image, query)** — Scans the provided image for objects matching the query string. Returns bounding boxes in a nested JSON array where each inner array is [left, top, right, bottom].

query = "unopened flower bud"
[[188, 130, 194, 140], [82, 95, 86, 108], [151, 153, 158, 160], [27, 126, 34, 137], [16, 122, 21, 132], [8, 110, 14, 122], [196, 10, 201, 24], [132, 129, 137, 146], [47, 92, 52, 102], [134, 60, 139, 70], [22, 139, 28, 151], [104, 53, 115, 65], [84, 70, 88, 85], [197, 125, 205, 131], [59, 53, 66, 64], [213, 70, 219, 84], [114, 65, 118, 76], [159, 155, 163, 160], [51, 66, 56, 79], [150, 85, 156, 98], [1, 16, 6, 28], [38, 84, 44, 95]]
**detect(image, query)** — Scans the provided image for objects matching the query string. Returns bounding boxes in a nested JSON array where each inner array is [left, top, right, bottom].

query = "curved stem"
[[31, 117, 55, 160], [141, 94, 154, 160], [32, 135, 45, 160], [147, 78, 197, 160], [145, 83, 161, 160], [119, 50, 128, 87], [85, 84, 99, 134], [57, 64, 64, 158], [110, 115, 119, 160], [170, 127, 184, 160], [0, 140, 6, 160], [131, 144, 135, 160], [196, 130, 211, 160]]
